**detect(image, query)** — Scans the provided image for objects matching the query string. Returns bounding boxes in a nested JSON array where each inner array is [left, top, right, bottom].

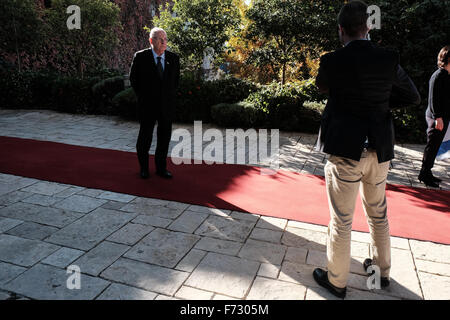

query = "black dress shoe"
[[363, 258, 390, 288], [418, 171, 440, 188], [140, 170, 149, 179], [156, 170, 172, 179], [312, 268, 346, 299]]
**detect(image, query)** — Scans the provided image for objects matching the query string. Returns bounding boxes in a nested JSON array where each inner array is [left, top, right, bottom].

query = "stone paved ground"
[[0, 109, 449, 300]]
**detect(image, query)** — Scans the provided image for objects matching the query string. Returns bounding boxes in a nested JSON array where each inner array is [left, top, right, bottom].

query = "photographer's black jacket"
[[315, 40, 421, 163]]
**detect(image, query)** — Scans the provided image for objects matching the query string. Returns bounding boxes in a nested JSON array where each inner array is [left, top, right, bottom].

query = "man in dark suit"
[[129, 27, 180, 179], [312, 1, 421, 298]]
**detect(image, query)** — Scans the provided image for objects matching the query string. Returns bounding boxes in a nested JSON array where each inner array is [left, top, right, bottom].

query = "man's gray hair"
[[149, 27, 166, 39]]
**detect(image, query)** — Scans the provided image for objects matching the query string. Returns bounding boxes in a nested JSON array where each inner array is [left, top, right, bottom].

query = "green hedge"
[[211, 102, 263, 128], [111, 87, 137, 120], [243, 81, 323, 132], [175, 75, 258, 122], [92, 76, 125, 115], [0, 70, 101, 113]]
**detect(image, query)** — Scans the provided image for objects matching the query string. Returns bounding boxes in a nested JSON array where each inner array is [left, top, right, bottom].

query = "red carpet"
[[0, 136, 449, 244]]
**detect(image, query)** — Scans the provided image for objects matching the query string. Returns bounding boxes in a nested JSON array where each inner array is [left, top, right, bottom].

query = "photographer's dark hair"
[[338, 1, 369, 37], [438, 45, 450, 68]]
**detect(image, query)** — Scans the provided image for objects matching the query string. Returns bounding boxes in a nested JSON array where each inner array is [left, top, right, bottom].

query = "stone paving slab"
[[0, 262, 27, 285], [77, 189, 105, 198], [53, 195, 108, 214], [167, 211, 208, 233], [249, 228, 283, 244], [194, 237, 243, 256], [97, 283, 157, 300], [185, 252, 260, 299], [54, 186, 85, 199], [45, 208, 137, 251], [22, 194, 62, 206], [0, 178, 37, 197], [415, 259, 450, 277], [0, 234, 60, 267], [0, 202, 83, 228], [0, 291, 11, 300], [5, 222, 59, 240], [229, 211, 260, 222], [278, 262, 318, 288], [100, 258, 189, 296], [41, 247, 85, 268], [175, 249, 207, 273], [122, 200, 184, 220], [194, 216, 256, 242], [238, 239, 286, 266], [106, 223, 154, 246], [1, 263, 110, 300], [0, 191, 32, 206], [284, 247, 308, 265], [409, 240, 450, 264], [281, 227, 327, 252], [377, 248, 423, 300], [101, 200, 128, 211], [257, 263, 281, 279], [417, 271, 450, 300], [256, 216, 288, 231], [131, 214, 173, 228], [124, 228, 200, 268], [96, 191, 135, 203], [73, 241, 130, 276], [175, 286, 214, 300], [0, 217, 23, 233], [246, 277, 307, 300], [21, 181, 69, 196], [305, 286, 400, 300], [187, 205, 231, 217]]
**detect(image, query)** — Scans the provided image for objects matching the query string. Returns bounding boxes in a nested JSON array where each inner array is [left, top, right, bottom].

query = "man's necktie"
[[156, 56, 164, 79]]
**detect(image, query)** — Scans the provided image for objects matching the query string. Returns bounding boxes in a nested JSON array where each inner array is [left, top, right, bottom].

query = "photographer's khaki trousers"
[[325, 151, 391, 288]]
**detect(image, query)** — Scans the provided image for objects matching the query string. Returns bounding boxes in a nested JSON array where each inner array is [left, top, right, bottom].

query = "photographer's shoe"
[[363, 258, 390, 288], [312, 268, 346, 299]]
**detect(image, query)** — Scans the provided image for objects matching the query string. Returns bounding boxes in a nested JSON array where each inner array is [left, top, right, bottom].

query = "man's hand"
[[435, 117, 444, 131]]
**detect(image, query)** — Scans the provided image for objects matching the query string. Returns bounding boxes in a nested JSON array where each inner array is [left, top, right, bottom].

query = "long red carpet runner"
[[0, 136, 449, 244]]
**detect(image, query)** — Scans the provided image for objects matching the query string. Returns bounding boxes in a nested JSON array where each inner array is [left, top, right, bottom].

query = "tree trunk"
[[281, 62, 286, 85], [12, 16, 21, 72], [78, 58, 84, 79]]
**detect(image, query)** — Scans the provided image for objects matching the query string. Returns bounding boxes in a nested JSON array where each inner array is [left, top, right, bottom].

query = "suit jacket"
[[426, 68, 450, 120], [129, 48, 180, 122], [315, 40, 421, 163]]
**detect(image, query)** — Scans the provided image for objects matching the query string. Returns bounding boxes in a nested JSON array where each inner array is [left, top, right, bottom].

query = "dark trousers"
[[136, 118, 172, 173], [421, 116, 449, 171]]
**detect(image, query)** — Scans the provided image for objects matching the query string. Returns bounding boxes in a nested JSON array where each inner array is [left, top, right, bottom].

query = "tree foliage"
[[43, 0, 121, 78], [152, 0, 240, 76], [241, 0, 342, 84], [368, 0, 450, 141], [0, 0, 45, 71]]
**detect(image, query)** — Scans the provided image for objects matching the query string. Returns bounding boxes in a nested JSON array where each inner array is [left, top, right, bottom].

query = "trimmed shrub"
[[244, 82, 303, 131], [175, 75, 258, 123], [297, 78, 327, 103], [111, 88, 137, 120], [92, 76, 125, 114], [207, 77, 259, 104], [50, 76, 99, 114], [211, 101, 263, 128], [0, 70, 98, 113]]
